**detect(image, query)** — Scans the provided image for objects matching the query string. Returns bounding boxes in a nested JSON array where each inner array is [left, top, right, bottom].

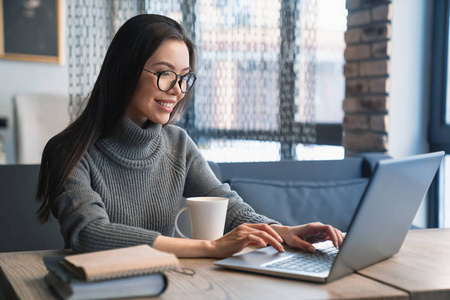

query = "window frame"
[[430, 0, 450, 150], [429, 0, 450, 227]]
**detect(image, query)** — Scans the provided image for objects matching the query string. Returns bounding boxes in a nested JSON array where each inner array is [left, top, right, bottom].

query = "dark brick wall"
[[343, 0, 391, 156]]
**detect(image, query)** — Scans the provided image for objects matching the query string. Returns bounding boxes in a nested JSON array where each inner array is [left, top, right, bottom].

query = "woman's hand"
[[270, 222, 344, 253], [155, 222, 342, 259], [210, 223, 284, 258]]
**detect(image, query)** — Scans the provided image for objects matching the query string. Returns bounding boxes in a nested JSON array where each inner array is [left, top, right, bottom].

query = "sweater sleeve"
[[53, 157, 161, 253], [182, 138, 281, 233]]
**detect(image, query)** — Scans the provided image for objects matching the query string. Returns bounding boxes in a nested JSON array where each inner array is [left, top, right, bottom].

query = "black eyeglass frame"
[[143, 68, 197, 93]]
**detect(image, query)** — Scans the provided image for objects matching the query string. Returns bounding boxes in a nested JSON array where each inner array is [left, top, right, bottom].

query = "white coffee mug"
[[174, 197, 229, 240]]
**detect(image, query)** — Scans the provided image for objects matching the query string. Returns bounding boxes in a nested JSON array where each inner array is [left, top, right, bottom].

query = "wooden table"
[[358, 228, 450, 300], [0, 250, 407, 300]]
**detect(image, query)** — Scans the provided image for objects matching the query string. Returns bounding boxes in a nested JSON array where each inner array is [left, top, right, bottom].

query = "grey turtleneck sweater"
[[53, 118, 277, 253]]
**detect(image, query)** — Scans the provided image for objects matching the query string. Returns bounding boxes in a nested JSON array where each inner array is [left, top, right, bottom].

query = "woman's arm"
[[154, 222, 344, 258], [154, 223, 284, 258]]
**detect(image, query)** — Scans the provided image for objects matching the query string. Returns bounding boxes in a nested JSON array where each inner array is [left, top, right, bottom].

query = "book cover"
[[44, 256, 168, 300]]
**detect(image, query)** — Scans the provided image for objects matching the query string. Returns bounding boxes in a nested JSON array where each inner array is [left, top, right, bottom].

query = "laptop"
[[215, 152, 444, 283]]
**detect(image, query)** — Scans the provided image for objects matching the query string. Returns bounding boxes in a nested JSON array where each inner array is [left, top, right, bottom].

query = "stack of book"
[[43, 245, 179, 300]]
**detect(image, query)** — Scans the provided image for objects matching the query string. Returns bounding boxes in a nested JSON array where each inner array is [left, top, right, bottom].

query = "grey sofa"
[[208, 153, 389, 232], [0, 153, 388, 252], [0, 164, 63, 252]]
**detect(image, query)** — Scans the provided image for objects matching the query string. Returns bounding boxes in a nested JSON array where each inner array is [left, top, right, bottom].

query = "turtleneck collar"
[[96, 118, 163, 166]]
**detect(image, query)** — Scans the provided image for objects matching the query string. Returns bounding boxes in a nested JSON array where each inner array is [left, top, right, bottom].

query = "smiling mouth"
[[156, 101, 175, 108]]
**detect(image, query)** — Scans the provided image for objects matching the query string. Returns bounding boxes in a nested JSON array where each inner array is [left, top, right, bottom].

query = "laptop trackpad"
[[227, 245, 305, 267]]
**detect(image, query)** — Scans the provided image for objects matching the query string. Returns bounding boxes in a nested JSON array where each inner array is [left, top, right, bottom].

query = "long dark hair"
[[36, 14, 197, 223]]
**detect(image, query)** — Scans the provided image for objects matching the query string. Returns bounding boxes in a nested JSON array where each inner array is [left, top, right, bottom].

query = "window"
[[176, 0, 347, 162], [315, 0, 347, 124]]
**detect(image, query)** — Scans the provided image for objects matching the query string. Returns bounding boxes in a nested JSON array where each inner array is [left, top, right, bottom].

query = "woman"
[[36, 14, 343, 257]]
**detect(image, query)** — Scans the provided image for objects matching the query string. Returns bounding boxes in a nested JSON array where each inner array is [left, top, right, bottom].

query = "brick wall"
[[342, 0, 392, 156]]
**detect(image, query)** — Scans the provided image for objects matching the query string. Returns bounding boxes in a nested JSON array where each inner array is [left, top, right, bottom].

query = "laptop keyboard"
[[264, 246, 339, 273]]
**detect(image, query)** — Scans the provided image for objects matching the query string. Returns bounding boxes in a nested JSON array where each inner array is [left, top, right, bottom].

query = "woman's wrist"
[[154, 235, 216, 258], [269, 224, 289, 241], [203, 239, 216, 257]]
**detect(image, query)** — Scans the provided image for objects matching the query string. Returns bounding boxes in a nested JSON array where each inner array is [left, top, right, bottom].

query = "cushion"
[[228, 178, 369, 231]]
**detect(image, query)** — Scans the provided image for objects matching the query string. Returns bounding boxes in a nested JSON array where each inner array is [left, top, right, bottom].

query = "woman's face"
[[127, 39, 190, 127]]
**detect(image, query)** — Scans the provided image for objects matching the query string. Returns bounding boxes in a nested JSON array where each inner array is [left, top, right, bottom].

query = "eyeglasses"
[[143, 69, 197, 93]]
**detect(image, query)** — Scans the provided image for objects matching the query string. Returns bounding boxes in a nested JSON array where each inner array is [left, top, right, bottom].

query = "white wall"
[[389, 0, 433, 227], [0, 59, 68, 163]]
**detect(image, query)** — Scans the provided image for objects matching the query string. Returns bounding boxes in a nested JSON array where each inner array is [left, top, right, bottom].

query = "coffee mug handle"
[[174, 207, 189, 239]]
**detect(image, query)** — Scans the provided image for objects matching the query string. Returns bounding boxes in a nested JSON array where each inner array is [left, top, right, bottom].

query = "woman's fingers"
[[214, 222, 345, 258], [288, 235, 316, 253], [305, 223, 344, 248], [326, 226, 344, 248], [251, 229, 284, 252], [335, 228, 344, 247], [284, 222, 345, 252], [246, 234, 268, 248], [238, 224, 284, 252], [325, 225, 340, 248], [244, 223, 283, 242], [212, 223, 286, 258]]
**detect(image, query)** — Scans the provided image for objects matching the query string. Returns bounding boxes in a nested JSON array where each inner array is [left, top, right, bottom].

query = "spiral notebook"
[[61, 244, 179, 281]]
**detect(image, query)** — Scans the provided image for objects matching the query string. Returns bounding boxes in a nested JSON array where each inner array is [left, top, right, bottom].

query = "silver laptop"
[[215, 152, 444, 283]]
